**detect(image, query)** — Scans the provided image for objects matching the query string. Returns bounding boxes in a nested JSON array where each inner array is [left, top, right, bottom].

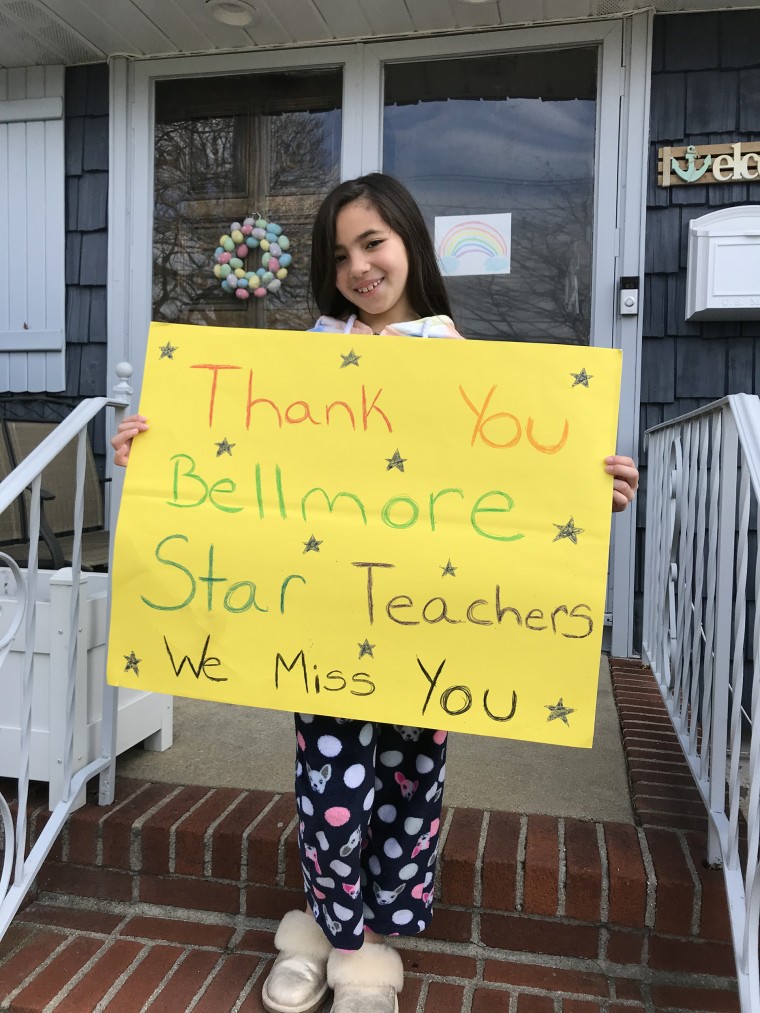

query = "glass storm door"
[[383, 49, 596, 344], [368, 24, 632, 650], [366, 26, 624, 349]]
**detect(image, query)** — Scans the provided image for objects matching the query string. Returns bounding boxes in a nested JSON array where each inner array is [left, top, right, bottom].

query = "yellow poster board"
[[108, 322, 622, 747]]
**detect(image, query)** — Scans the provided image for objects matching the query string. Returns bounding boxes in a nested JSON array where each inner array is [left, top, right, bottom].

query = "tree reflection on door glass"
[[383, 49, 597, 344], [153, 70, 342, 331]]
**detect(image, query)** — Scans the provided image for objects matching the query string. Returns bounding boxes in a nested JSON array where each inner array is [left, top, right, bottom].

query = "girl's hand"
[[605, 455, 638, 513], [111, 414, 148, 467]]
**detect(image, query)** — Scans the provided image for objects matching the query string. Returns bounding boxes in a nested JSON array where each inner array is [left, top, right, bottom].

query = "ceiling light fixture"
[[205, 0, 259, 27]]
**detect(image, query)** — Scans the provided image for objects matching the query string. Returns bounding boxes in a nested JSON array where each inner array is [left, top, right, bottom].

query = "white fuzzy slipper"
[[261, 910, 333, 1013], [327, 942, 404, 1013]]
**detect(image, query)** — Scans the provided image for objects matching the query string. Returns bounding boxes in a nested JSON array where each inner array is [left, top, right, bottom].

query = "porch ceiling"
[[0, 0, 758, 69]]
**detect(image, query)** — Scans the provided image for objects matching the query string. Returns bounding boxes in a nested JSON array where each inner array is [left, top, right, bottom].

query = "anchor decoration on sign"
[[671, 145, 712, 183]]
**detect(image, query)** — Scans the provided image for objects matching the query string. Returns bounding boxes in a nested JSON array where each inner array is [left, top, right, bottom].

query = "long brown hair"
[[309, 173, 455, 323]]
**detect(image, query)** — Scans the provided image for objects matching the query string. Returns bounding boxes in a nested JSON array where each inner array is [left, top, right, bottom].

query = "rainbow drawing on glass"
[[434, 213, 511, 277], [212, 217, 293, 300]]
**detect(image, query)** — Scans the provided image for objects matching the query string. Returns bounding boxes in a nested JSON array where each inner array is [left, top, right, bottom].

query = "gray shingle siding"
[[65, 64, 108, 462], [635, 10, 760, 646]]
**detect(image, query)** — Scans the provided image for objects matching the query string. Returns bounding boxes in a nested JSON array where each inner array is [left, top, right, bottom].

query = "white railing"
[[643, 393, 760, 1012], [0, 370, 131, 940]]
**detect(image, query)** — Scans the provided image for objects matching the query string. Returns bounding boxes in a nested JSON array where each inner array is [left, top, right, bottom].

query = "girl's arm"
[[111, 414, 149, 467], [605, 455, 639, 513]]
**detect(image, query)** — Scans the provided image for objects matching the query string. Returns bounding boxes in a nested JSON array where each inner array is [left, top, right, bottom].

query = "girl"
[[112, 174, 639, 1013]]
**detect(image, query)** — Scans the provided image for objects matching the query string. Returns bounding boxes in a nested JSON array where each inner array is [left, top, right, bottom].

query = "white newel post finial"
[[113, 361, 134, 404]]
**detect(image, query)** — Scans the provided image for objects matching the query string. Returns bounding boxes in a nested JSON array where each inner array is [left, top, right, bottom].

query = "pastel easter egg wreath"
[[212, 217, 293, 300]]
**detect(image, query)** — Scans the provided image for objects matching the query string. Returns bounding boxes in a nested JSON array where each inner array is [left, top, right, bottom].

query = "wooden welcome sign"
[[107, 323, 621, 747], [658, 141, 760, 187]]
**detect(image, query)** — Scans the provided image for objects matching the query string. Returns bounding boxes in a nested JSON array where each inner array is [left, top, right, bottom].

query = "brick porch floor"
[[0, 659, 742, 1012]]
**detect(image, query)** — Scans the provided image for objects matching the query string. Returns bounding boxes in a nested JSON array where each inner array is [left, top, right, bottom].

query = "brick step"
[[0, 773, 740, 1011], [1, 899, 740, 1012], [25, 777, 733, 946], [0, 660, 743, 1010]]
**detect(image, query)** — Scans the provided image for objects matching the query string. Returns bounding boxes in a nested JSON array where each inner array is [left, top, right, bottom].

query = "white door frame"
[[610, 11, 652, 656], [107, 14, 652, 656]]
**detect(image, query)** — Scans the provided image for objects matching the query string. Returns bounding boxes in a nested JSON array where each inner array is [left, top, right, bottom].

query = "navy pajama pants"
[[293, 713, 448, 950]]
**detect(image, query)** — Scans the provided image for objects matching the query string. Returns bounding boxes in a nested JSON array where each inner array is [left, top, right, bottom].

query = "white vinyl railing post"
[[688, 417, 709, 758], [99, 360, 133, 806], [48, 569, 89, 811], [709, 410, 738, 866]]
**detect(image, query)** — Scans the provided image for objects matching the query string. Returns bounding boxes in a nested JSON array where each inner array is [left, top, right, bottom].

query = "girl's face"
[[334, 199, 415, 331]]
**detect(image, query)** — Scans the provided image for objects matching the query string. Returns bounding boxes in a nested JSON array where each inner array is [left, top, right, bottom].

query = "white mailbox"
[[686, 206, 760, 320]]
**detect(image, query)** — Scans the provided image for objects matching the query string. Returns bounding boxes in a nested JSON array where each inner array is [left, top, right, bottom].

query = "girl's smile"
[[334, 200, 415, 331]]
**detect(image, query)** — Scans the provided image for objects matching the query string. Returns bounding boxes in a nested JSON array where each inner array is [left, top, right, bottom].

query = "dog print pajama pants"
[[294, 713, 447, 949]]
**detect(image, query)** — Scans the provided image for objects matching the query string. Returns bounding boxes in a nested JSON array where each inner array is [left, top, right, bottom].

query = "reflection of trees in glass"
[[153, 116, 241, 322], [270, 110, 340, 194], [444, 183, 593, 345], [152, 94, 340, 328], [383, 51, 597, 347]]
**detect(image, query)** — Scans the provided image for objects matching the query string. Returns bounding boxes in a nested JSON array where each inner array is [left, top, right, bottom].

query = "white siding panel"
[[173, 8, 273, 51], [42, 76, 65, 392], [233, 2, 291, 48], [495, 0, 550, 25], [0, 72, 7, 392], [360, 0, 414, 37], [456, 3, 500, 28], [256, 0, 331, 45], [0, 126, 9, 331], [0, 97, 63, 123], [314, 0, 373, 39], [24, 119, 47, 392], [40, 0, 175, 56], [129, 0, 217, 53], [22, 65, 45, 99], [408, 0, 461, 33], [7, 118, 29, 391], [0, 66, 65, 393]]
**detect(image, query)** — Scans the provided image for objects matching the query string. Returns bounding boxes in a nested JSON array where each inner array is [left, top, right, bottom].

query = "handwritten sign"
[[107, 322, 621, 747]]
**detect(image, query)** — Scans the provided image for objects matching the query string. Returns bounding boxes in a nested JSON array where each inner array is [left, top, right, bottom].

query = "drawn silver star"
[[159, 342, 178, 360], [303, 535, 322, 553], [358, 639, 375, 658], [571, 368, 592, 387], [215, 437, 235, 456], [386, 449, 406, 472], [340, 349, 361, 368], [553, 517, 584, 544], [124, 651, 141, 676], [440, 559, 457, 577], [546, 698, 575, 725]]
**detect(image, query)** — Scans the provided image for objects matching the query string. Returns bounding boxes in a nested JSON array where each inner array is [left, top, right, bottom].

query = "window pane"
[[383, 49, 597, 344], [153, 69, 342, 329]]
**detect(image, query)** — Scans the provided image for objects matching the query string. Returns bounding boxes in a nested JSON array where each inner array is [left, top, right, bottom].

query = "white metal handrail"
[[0, 372, 131, 941], [643, 393, 760, 1012]]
